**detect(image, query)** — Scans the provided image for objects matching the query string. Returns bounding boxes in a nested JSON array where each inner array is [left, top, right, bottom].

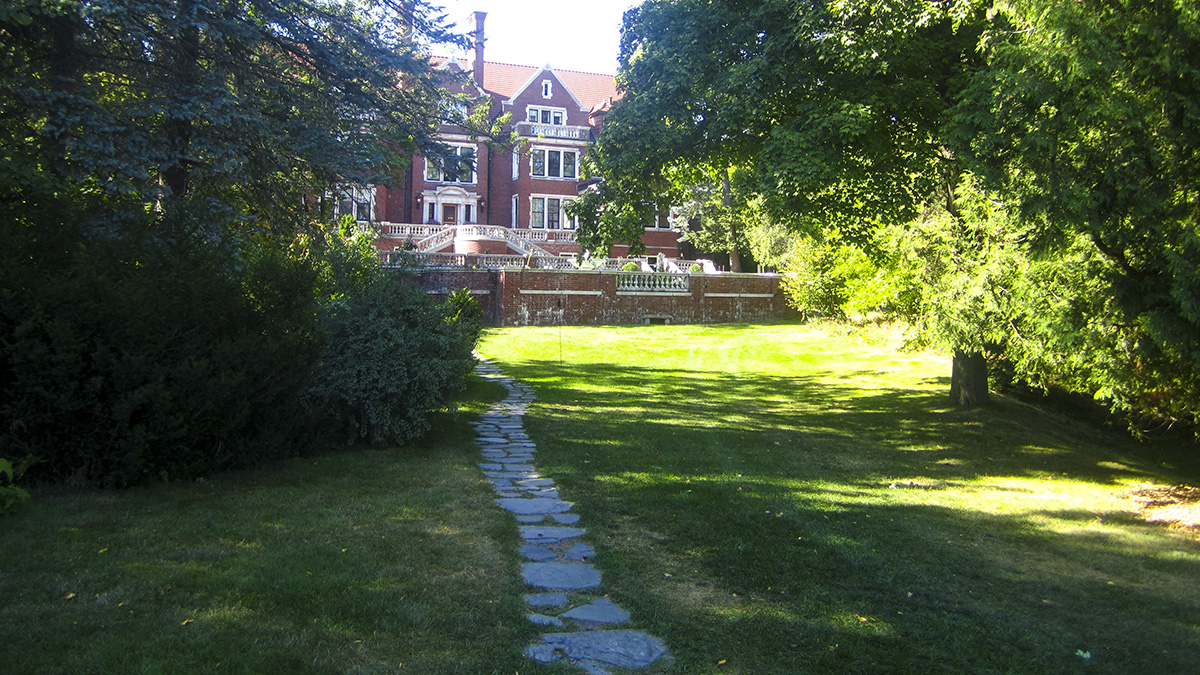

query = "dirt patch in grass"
[[1127, 484, 1200, 533]]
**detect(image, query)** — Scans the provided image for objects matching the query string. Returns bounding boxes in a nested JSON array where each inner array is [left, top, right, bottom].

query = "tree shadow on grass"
[[504, 359, 1194, 487], [487, 358, 1200, 674]]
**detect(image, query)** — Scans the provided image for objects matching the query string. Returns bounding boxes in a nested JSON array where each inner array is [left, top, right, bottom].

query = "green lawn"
[[479, 322, 1200, 674], [4, 323, 1197, 674], [0, 378, 542, 675]]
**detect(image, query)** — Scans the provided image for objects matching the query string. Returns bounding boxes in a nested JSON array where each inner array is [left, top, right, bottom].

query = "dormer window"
[[542, 79, 552, 98], [527, 106, 566, 125]]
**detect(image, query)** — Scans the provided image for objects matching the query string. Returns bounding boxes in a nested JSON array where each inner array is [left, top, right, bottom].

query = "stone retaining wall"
[[411, 268, 793, 326]]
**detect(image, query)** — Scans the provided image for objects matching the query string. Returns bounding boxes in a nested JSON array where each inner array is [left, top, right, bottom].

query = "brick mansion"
[[340, 11, 682, 264]]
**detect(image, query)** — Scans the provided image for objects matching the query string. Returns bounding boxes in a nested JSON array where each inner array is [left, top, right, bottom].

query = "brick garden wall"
[[411, 268, 792, 326]]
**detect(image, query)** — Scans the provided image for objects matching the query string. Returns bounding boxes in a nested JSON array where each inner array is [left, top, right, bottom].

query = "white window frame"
[[526, 105, 567, 126], [332, 185, 375, 222], [542, 79, 552, 99], [529, 146, 579, 180], [424, 144, 477, 185], [529, 194, 577, 230]]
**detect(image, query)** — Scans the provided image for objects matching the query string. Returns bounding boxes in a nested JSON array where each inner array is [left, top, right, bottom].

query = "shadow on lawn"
[[506, 359, 1194, 486], [490, 358, 1200, 673]]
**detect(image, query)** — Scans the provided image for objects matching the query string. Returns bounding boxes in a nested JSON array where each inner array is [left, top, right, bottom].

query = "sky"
[[433, 0, 637, 75]]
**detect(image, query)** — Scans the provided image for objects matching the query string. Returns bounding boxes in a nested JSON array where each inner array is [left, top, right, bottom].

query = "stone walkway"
[[473, 357, 671, 674]]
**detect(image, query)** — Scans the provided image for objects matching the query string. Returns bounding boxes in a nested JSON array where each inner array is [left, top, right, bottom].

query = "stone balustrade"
[[616, 273, 690, 293]]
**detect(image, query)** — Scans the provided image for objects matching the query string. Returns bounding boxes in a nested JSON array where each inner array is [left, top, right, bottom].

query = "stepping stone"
[[578, 660, 612, 675], [515, 515, 545, 524], [478, 463, 504, 471], [520, 545, 557, 562], [493, 464, 535, 472], [497, 498, 573, 515], [520, 526, 585, 544], [496, 491, 524, 499], [525, 488, 559, 499], [484, 471, 539, 480], [527, 613, 564, 627], [518, 478, 556, 488], [564, 543, 594, 560], [522, 562, 602, 590], [551, 513, 581, 525], [488, 478, 512, 488], [525, 592, 569, 607], [538, 630, 670, 668], [524, 644, 561, 664], [561, 597, 629, 624]]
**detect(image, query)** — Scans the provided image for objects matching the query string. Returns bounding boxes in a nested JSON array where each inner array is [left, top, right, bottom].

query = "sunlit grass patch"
[[480, 322, 1200, 674]]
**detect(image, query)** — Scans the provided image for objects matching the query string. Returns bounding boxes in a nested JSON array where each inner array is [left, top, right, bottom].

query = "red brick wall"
[[412, 268, 792, 326]]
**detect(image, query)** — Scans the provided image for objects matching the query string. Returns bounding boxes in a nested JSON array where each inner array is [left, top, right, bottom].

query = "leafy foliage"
[[301, 234, 480, 445], [0, 0, 487, 485], [954, 0, 1200, 426], [587, 0, 1200, 425], [0, 458, 31, 516]]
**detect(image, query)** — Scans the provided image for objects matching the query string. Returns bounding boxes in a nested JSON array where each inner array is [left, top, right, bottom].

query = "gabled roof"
[[431, 57, 620, 111]]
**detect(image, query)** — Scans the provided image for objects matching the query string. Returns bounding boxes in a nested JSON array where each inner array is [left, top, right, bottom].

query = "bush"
[[0, 205, 321, 487], [0, 458, 30, 516], [0, 198, 481, 486], [300, 235, 481, 445], [621, 261, 641, 272]]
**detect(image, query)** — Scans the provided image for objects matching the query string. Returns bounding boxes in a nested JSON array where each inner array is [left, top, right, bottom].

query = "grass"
[[478, 322, 1200, 674], [0, 377, 543, 675]]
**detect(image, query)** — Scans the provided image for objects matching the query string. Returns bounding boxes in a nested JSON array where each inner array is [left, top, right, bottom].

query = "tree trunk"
[[162, 0, 201, 200], [722, 171, 743, 273], [949, 350, 990, 407]]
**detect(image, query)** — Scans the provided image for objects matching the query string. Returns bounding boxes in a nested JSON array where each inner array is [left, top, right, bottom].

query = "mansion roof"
[[433, 57, 620, 112]]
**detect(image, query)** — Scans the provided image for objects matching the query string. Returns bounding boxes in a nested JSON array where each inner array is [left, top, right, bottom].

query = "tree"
[[668, 166, 756, 272], [579, 0, 999, 405], [0, 0, 497, 226], [0, 0, 490, 485], [953, 0, 1200, 427]]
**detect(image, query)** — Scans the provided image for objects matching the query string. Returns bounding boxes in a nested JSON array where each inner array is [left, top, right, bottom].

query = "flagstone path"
[[473, 357, 671, 674]]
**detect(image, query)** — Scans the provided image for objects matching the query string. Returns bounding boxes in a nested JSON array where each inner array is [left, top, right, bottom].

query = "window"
[[542, 79, 552, 98], [530, 196, 577, 230], [332, 185, 374, 222], [511, 151, 519, 180], [531, 197, 544, 228], [527, 106, 566, 125], [530, 147, 578, 179], [424, 145, 477, 184]]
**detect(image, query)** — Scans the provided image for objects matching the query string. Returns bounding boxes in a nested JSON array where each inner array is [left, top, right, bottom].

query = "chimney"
[[467, 11, 486, 87]]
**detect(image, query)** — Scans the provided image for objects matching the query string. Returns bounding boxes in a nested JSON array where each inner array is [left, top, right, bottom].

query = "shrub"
[[621, 261, 641, 272], [0, 206, 321, 487], [0, 458, 30, 516], [300, 235, 481, 445]]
